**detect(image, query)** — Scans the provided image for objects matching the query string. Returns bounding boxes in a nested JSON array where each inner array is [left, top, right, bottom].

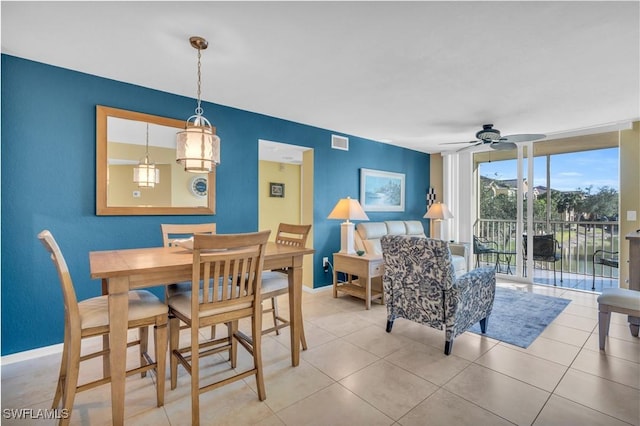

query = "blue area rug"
[[468, 287, 571, 348]]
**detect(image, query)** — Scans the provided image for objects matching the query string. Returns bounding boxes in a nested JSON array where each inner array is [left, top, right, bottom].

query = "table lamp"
[[424, 202, 453, 240], [328, 196, 369, 253]]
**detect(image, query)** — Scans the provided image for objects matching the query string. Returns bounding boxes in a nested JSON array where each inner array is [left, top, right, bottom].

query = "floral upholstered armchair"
[[381, 235, 496, 355]]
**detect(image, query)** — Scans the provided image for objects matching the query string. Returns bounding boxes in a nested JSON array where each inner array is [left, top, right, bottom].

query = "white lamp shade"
[[327, 197, 369, 221], [328, 197, 368, 254], [133, 162, 160, 188], [424, 202, 453, 220], [176, 121, 220, 173]]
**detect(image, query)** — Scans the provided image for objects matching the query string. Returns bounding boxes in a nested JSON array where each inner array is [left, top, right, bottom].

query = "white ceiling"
[[2, 1, 639, 155]]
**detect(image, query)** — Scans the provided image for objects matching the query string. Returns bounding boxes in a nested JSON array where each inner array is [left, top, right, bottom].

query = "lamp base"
[[339, 221, 356, 254]]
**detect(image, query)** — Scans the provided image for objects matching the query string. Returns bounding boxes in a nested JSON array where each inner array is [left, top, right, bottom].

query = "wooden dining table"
[[89, 241, 314, 426]]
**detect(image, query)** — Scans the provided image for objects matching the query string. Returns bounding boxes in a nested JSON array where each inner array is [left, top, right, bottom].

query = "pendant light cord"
[[195, 48, 203, 116]]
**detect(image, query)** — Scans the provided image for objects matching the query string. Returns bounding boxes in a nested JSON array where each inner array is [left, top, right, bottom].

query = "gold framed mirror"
[[96, 105, 216, 215]]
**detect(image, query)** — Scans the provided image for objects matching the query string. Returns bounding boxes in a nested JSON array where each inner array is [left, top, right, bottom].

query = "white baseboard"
[[2, 343, 63, 366], [2, 285, 332, 365]]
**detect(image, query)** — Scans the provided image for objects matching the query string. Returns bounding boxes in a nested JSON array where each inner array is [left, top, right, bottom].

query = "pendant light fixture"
[[176, 36, 221, 172], [133, 123, 160, 187]]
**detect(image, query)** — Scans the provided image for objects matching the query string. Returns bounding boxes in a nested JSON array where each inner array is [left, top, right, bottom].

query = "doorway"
[[258, 139, 314, 287]]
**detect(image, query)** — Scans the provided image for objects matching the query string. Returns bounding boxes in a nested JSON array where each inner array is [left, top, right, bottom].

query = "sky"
[[479, 147, 619, 192]]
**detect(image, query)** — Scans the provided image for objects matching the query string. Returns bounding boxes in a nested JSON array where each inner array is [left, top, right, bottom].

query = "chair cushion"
[[261, 271, 289, 294], [598, 288, 640, 312], [79, 290, 167, 329], [357, 222, 388, 240], [168, 288, 252, 321], [404, 221, 426, 236], [385, 221, 406, 235]]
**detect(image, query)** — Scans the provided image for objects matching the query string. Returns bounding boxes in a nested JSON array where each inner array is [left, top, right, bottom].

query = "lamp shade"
[[176, 119, 220, 172], [327, 197, 369, 221], [133, 160, 160, 188], [424, 202, 453, 220]]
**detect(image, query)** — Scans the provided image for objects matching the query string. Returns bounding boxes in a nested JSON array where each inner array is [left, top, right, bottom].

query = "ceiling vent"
[[331, 135, 349, 151]]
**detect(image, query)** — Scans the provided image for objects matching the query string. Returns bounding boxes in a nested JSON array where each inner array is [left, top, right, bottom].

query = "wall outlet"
[[322, 257, 329, 272]]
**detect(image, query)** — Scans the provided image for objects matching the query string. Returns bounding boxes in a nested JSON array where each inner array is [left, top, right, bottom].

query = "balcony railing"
[[474, 219, 619, 282]]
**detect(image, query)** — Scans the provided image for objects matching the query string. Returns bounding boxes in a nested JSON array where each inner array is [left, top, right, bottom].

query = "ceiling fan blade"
[[491, 141, 517, 151], [440, 140, 477, 145], [501, 133, 546, 143], [456, 141, 482, 152]]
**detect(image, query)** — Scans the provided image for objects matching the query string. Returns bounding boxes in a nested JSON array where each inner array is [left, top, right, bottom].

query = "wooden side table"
[[333, 252, 384, 309]]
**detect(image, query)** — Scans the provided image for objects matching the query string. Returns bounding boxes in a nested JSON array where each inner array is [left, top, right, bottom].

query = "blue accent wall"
[[1, 54, 430, 355]]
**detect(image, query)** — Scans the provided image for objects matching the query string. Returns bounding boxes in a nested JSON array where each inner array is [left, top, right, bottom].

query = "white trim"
[[1, 343, 63, 366]]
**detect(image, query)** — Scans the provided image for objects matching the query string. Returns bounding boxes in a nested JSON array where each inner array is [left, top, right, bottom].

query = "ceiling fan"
[[442, 124, 546, 152]]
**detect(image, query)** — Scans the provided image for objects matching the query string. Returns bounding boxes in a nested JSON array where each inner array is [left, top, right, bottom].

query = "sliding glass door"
[[473, 134, 620, 291]]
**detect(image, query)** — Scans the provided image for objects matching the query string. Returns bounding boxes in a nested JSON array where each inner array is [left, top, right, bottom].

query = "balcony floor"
[[477, 261, 618, 293]]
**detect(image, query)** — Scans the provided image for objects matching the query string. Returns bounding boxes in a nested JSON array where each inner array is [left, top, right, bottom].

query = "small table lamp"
[[424, 202, 453, 240], [328, 197, 369, 254]]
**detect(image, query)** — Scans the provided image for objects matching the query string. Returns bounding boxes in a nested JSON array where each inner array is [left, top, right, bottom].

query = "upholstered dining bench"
[[597, 288, 640, 350]]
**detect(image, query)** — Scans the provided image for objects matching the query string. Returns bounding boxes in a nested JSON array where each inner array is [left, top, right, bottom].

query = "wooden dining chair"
[[161, 223, 217, 337], [38, 230, 167, 426], [168, 231, 270, 426], [260, 223, 311, 350]]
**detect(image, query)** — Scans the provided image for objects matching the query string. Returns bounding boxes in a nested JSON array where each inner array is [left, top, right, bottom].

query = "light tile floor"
[[2, 281, 639, 425]]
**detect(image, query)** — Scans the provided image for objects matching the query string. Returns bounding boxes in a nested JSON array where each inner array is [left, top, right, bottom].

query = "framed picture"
[[270, 182, 285, 198], [360, 168, 405, 212]]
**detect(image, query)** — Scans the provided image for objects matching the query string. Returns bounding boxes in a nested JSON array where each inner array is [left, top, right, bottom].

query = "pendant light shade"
[[133, 123, 160, 187], [176, 36, 221, 173], [176, 115, 220, 172]]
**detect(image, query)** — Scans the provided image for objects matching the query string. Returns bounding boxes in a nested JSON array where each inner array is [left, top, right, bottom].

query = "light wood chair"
[[261, 223, 311, 349], [38, 230, 167, 426], [168, 231, 270, 426], [161, 223, 217, 338]]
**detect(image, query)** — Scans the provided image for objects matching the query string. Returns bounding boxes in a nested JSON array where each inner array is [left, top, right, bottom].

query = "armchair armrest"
[[448, 266, 496, 338]]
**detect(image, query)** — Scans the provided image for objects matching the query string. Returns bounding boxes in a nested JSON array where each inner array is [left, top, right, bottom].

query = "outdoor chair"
[[522, 234, 563, 285], [592, 249, 619, 290], [473, 235, 498, 268], [381, 235, 496, 355]]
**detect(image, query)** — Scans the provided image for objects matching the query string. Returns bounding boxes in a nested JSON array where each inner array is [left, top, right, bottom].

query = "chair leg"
[[52, 326, 71, 409], [252, 311, 266, 401], [154, 320, 168, 407], [61, 334, 82, 426], [191, 328, 200, 426], [598, 309, 611, 350], [480, 317, 488, 333], [139, 326, 149, 378], [169, 316, 180, 390], [210, 325, 216, 340], [386, 320, 394, 332], [553, 262, 557, 286], [229, 321, 238, 368], [300, 321, 308, 351], [444, 340, 453, 355], [271, 297, 281, 335]]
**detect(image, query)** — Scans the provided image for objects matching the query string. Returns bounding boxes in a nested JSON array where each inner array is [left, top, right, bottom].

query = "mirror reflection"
[[96, 106, 215, 215]]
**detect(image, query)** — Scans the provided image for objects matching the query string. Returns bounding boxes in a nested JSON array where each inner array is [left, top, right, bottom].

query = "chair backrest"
[[38, 230, 80, 329], [523, 234, 557, 258], [191, 231, 270, 318], [161, 223, 216, 247], [274, 223, 311, 248], [381, 235, 456, 295]]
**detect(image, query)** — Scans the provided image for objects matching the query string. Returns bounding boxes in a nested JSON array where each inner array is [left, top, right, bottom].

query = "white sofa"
[[354, 220, 470, 277]]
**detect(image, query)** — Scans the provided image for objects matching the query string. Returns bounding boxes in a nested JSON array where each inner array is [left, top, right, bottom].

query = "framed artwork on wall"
[[360, 168, 405, 212], [270, 182, 285, 198]]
